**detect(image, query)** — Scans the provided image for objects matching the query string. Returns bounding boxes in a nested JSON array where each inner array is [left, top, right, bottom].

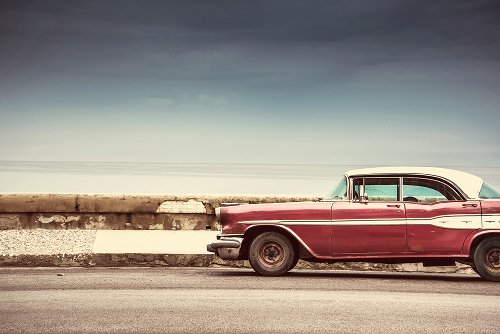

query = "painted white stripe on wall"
[[92, 230, 219, 254]]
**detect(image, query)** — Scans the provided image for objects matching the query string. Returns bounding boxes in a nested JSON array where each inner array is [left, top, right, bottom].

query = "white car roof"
[[345, 167, 483, 199]]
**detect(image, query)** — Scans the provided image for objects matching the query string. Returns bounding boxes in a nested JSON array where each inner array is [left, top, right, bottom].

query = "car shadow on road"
[[210, 268, 484, 282], [288, 270, 484, 282]]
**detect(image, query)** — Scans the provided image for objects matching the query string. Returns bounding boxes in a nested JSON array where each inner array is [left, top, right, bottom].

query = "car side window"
[[403, 177, 461, 203], [352, 177, 400, 202]]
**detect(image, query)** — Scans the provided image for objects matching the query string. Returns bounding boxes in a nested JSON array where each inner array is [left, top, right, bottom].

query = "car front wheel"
[[473, 237, 500, 282], [249, 232, 296, 276]]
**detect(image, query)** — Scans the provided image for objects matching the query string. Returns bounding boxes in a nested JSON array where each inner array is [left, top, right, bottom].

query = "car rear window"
[[479, 182, 500, 199]]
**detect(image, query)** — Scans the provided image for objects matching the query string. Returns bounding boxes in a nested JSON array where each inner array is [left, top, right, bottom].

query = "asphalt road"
[[1, 268, 499, 334]]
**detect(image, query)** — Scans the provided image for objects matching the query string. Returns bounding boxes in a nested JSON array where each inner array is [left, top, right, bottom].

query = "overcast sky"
[[1, 0, 499, 166]]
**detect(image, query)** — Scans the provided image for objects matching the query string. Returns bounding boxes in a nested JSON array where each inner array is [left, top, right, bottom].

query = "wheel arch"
[[239, 225, 314, 260], [468, 231, 500, 257]]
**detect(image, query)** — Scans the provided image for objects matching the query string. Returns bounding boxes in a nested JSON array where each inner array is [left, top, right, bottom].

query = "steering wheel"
[[403, 196, 418, 202]]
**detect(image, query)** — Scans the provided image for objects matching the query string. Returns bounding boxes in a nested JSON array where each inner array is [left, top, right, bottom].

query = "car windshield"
[[479, 181, 500, 199], [326, 176, 347, 200]]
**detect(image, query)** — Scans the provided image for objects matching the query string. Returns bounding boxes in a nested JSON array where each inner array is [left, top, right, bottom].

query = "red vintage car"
[[207, 167, 500, 281]]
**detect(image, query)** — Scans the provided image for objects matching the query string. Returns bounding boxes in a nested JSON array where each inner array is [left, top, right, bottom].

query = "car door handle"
[[387, 204, 400, 208], [462, 203, 477, 208]]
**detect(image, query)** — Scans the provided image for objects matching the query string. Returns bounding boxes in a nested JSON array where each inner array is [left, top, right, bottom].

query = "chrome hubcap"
[[259, 242, 285, 268], [485, 247, 500, 273]]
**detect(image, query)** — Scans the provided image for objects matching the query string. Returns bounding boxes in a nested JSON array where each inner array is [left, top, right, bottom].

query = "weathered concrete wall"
[[0, 194, 318, 230], [0, 194, 476, 274]]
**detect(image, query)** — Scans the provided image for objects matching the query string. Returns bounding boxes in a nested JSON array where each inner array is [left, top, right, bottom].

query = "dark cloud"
[[1, 1, 500, 165], [0, 0, 499, 101], [2, 0, 499, 45]]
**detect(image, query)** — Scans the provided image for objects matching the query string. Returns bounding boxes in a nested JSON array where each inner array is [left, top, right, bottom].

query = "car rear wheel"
[[249, 232, 296, 276], [473, 237, 500, 282]]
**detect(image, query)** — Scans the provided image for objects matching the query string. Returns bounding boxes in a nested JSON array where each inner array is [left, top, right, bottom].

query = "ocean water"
[[0, 161, 499, 196]]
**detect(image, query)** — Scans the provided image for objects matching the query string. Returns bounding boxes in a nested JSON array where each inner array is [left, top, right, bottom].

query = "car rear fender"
[[465, 230, 500, 256]]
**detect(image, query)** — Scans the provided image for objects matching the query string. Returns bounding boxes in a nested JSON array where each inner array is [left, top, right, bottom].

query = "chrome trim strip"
[[238, 220, 331, 226], [406, 214, 482, 220], [236, 215, 484, 229], [328, 220, 406, 226], [217, 233, 244, 239], [237, 214, 481, 224]]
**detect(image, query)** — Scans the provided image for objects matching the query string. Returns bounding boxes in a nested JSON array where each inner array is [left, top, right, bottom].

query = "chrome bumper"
[[207, 236, 243, 260]]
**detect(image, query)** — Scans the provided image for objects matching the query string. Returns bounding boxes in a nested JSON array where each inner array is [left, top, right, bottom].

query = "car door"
[[403, 176, 481, 253], [331, 177, 407, 254]]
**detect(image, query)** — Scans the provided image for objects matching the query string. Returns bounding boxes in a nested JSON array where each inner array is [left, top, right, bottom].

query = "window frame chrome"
[[402, 175, 465, 202], [349, 176, 401, 202], [347, 173, 467, 202]]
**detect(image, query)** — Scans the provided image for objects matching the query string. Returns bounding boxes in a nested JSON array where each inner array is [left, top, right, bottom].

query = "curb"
[[0, 254, 241, 267], [0, 254, 476, 275]]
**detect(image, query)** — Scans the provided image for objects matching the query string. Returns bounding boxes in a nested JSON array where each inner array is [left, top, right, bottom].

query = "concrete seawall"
[[0, 194, 474, 274], [0, 194, 317, 230]]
